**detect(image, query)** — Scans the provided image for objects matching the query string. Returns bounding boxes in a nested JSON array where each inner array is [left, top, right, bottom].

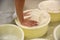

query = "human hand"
[[22, 11, 38, 27]]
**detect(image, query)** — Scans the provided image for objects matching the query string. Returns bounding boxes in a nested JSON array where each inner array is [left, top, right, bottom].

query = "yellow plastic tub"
[[15, 9, 50, 38], [38, 1, 60, 22], [54, 25, 60, 40], [49, 12, 60, 22], [0, 24, 24, 40]]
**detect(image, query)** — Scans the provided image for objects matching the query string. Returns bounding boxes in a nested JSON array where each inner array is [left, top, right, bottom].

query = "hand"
[[21, 11, 38, 27], [21, 19, 38, 27]]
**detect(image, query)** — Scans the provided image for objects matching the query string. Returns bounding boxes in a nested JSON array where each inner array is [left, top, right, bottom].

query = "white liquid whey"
[[0, 35, 20, 40]]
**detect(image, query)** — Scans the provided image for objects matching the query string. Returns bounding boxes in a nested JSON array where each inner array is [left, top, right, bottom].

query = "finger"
[[27, 21, 37, 26], [24, 21, 36, 27], [30, 21, 38, 26], [31, 22, 38, 26], [25, 17, 31, 20], [24, 11, 30, 16], [23, 22, 33, 27], [32, 23, 38, 26], [30, 20, 38, 23]]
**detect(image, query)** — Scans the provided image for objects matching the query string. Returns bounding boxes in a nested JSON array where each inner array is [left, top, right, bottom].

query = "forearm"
[[15, 0, 25, 23]]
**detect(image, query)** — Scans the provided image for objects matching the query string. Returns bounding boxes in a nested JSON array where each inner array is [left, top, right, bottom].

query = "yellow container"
[[0, 24, 24, 40], [15, 9, 50, 38], [49, 12, 60, 22], [54, 25, 60, 40], [38, 1, 60, 22]]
